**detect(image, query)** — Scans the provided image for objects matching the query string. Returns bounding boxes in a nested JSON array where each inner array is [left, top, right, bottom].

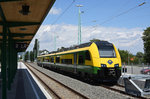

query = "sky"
[[27, 0, 150, 55]]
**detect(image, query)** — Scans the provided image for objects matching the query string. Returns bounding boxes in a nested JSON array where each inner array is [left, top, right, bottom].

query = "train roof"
[[47, 42, 92, 54], [38, 46, 89, 57], [37, 42, 92, 57], [95, 41, 112, 45], [95, 41, 112, 46], [37, 41, 112, 57], [48, 41, 111, 54]]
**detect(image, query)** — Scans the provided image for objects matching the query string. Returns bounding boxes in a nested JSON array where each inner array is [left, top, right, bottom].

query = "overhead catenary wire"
[[84, 2, 146, 41], [99, 2, 146, 25], [42, 0, 76, 51], [51, 0, 76, 25], [111, 0, 131, 17], [82, 0, 130, 25]]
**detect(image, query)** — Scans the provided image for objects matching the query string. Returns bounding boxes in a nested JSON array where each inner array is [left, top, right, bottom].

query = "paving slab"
[[0, 62, 51, 99]]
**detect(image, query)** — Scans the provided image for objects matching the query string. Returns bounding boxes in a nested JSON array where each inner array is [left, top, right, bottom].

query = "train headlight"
[[101, 64, 107, 67], [114, 64, 119, 67]]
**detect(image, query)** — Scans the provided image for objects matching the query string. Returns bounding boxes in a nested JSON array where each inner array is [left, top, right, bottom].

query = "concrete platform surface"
[[0, 62, 52, 99]]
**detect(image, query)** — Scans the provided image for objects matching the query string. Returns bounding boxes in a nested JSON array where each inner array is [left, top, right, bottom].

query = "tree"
[[136, 52, 144, 58], [90, 38, 101, 42], [57, 47, 65, 52], [118, 49, 128, 64], [142, 27, 150, 64], [132, 57, 138, 64], [24, 51, 29, 61], [33, 39, 39, 60], [118, 49, 134, 65], [118, 50, 145, 65], [30, 51, 34, 62], [136, 52, 144, 64]]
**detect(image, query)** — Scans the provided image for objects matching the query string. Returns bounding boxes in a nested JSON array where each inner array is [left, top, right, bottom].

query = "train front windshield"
[[96, 42, 116, 58], [99, 48, 116, 58]]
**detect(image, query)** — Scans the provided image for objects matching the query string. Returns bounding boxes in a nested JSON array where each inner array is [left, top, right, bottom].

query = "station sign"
[[15, 43, 27, 50]]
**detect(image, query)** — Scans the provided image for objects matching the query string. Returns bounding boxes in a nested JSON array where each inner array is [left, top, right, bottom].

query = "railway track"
[[25, 62, 150, 99], [24, 62, 89, 99]]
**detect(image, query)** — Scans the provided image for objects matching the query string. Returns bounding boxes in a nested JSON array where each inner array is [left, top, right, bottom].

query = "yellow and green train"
[[37, 41, 122, 81]]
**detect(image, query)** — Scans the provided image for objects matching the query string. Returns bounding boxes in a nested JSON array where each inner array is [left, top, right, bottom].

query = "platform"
[[0, 62, 51, 99]]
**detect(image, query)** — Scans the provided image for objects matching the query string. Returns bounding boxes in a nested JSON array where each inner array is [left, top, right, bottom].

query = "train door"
[[78, 52, 85, 65], [74, 53, 77, 73]]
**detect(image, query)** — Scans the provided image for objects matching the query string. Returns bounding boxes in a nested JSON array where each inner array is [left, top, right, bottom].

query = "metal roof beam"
[[0, 39, 31, 41], [0, 21, 41, 27], [0, 0, 22, 2], [11, 33, 34, 37], [0, 6, 6, 22], [14, 39, 31, 41], [0, 33, 34, 37]]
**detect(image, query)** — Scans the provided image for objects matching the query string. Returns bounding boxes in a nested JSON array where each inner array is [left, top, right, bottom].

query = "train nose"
[[107, 60, 113, 65], [109, 69, 116, 76]]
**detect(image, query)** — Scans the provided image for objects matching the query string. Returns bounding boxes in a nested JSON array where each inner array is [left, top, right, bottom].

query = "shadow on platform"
[[0, 68, 46, 99]]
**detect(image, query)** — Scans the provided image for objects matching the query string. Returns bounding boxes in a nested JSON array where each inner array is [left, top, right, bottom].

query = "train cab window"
[[99, 49, 116, 58], [56, 57, 60, 63], [95, 42, 116, 58], [85, 51, 91, 60]]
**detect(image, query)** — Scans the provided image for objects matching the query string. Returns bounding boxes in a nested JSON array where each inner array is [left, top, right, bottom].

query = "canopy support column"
[[8, 33, 12, 90], [1, 25, 7, 99]]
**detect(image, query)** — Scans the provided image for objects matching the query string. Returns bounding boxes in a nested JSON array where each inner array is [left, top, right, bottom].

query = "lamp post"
[[76, 5, 83, 45]]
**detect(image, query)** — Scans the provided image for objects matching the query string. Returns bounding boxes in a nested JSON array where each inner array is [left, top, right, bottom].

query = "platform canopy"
[[0, 0, 55, 51]]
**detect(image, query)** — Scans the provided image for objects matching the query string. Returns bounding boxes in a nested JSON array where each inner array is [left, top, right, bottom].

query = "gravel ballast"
[[28, 63, 137, 99]]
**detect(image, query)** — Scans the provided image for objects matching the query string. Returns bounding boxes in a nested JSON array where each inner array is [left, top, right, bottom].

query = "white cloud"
[[27, 24, 144, 54], [49, 7, 61, 15], [119, 38, 140, 47]]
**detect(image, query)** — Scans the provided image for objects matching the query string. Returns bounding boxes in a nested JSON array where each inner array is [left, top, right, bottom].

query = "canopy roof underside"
[[0, 0, 55, 51]]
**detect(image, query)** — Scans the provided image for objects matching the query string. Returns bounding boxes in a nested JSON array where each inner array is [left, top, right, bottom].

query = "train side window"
[[45, 57, 49, 62], [56, 57, 60, 63], [48, 57, 50, 62], [49, 57, 51, 62], [61, 59, 72, 64], [61, 59, 64, 64], [85, 51, 91, 60], [67, 59, 72, 64], [51, 57, 54, 62]]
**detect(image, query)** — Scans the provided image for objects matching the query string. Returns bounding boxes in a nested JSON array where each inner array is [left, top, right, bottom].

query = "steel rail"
[[24, 62, 89, 99], [24, 62, 61, 99]]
